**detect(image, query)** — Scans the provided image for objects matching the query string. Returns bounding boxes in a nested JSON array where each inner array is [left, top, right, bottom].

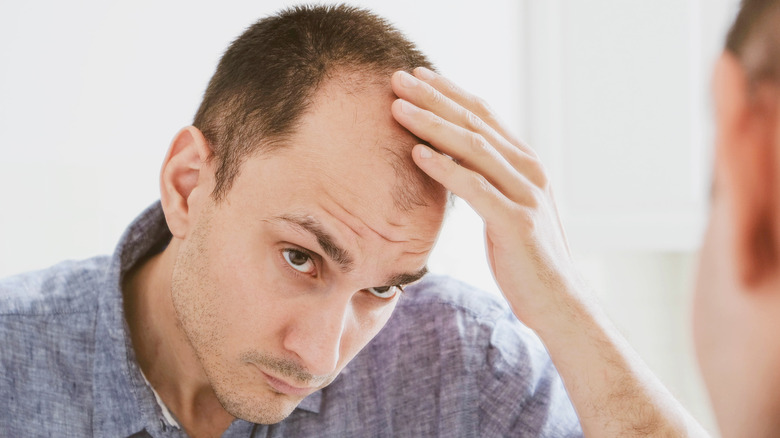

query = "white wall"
[[0, 1, 518, 297]]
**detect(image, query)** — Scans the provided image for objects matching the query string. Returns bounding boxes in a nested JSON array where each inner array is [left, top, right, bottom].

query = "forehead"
[[225, 72, 446, 249], [296, 73, 414, 173], [283, 73, 444, 223]]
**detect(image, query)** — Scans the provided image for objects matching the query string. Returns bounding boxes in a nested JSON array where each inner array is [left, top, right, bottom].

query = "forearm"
[[523, 288, 709, 438], [389, 67, 707, 437]]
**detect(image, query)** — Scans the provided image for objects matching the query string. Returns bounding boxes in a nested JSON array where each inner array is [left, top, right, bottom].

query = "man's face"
[[170, 75, 447, 424], [693, 57, 734, 427], [693, 54, 776, 436]]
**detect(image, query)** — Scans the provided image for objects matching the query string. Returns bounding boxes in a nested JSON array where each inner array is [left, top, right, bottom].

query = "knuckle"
[[510, 205, 535, 229], [526, 185, 543, 209], [535, 170, 550, 189], [426, 112, 445, 131], [429, 89, 446, 106], [529, 158, 550, 188], [467, 133, 490, 157], [465, 110, 484, 131], [520, 141, 539, 159], [471, 95, 494, 119], [470, 173, 492, 195]]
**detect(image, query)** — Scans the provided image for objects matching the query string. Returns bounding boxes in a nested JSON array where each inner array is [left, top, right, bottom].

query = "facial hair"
[[169, 204, 307, 424]]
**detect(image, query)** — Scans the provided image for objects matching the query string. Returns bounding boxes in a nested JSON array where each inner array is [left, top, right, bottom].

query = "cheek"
[[693, 200, 734, 384], [203, 234, 294, 344], [340, 298, 399, 361], [693, 226, 716, 353]]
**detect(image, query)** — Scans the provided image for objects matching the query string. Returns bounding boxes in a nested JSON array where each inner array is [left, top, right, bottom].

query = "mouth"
[[259, 370, 317, 397]]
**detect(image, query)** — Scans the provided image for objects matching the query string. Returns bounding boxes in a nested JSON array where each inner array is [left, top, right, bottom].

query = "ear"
[[160, 126, 213, 239], [714, 52, 780, 288]]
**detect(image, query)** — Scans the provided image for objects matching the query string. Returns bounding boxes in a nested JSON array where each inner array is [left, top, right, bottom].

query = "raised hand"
[[390, 67, 584, 329], [390, 67, 709, 437]]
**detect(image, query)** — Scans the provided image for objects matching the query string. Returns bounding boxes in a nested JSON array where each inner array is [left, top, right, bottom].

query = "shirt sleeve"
[[478, 308, 583, 437]]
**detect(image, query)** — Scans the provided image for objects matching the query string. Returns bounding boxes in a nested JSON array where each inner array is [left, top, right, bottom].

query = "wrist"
[[505, 274, 596, 336]]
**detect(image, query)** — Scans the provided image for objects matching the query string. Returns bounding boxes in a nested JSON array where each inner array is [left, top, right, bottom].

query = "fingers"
[[391, 98, 536, 205], [412, 67, 534, 158], [391, 70, 547, 189], [410, 143, 521, 223]]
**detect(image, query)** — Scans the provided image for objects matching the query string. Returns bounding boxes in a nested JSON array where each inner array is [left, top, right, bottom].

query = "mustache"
[[241, 352, 330, 386]]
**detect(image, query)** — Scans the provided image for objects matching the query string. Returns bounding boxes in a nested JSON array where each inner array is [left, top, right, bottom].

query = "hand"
[[390, 69, 712, 437], [390, 68, 584, 328]]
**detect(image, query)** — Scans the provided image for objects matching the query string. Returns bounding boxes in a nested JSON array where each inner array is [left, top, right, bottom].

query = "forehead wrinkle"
[[319, 200, 397, 244], [319, 203, 365, 241], [271, 214, 355, 272], [321, 199, 434, 256]]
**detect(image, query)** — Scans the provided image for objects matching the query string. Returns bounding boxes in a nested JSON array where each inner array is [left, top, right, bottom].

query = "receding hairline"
[[208, 68, 448, 212], [194, 3, 438, 203]]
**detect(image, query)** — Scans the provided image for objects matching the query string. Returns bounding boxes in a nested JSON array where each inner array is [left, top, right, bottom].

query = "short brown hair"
[[193, 4, 436, 203], [726, 0, 780, 83]]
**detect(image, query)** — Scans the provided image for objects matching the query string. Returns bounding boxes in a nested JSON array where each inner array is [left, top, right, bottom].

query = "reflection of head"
[[726, 0, 780, 83], [695, 2, 780, 436], [193, 4, 436, 202]]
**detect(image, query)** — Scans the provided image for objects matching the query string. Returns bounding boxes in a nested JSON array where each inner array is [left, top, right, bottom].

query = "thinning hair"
[[726, 0, 780, 83], [193, 4, 440, 209]]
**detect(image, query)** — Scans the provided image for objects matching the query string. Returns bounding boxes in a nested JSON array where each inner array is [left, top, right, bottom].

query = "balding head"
[[192, 4, 440, 206]]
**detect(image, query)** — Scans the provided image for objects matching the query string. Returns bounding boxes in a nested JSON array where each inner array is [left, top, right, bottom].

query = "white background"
[[1, 1, 742, 435]]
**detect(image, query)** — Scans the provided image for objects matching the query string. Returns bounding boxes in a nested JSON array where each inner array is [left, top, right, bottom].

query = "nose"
[[282, 293, 353, 378]]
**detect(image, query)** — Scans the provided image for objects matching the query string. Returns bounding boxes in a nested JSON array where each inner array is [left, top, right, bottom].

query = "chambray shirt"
[[0, 202, 583, 437]]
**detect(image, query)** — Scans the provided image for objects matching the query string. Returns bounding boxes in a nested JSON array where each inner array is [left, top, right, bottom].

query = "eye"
[[282, 248, 316, 275], [366, 285, 401, 300]]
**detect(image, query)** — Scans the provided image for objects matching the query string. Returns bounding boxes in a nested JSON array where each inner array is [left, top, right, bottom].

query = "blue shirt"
[[0, 202, 583, 437]]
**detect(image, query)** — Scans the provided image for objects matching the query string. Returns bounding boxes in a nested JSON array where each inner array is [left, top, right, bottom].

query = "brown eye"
[[366, 285, 400, 299], [282, 249, 315, 274]]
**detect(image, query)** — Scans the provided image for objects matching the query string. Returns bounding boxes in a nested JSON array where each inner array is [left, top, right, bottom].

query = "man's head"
[[156, 5, 447, 424], [193, 4, 436, 206], [694, 0, 780, 436]]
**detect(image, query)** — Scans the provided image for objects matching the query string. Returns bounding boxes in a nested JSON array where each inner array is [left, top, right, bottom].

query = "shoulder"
[[0, 258, 107, 434], [348, 274, 582, 436], [382, 274, 554, 379], [396, 273, 513, 323], [390, 274, 540, 353], [0, 256, 110, 316]]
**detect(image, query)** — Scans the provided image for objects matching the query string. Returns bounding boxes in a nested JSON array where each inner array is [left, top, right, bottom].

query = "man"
[[396, 0, 780, 435], [0, 5, 582, 437], [694, 0, 780, 437], [7, 1, 775, 437], [398, 0, 780, 435]]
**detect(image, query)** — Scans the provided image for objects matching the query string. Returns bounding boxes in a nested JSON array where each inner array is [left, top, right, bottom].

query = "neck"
[[123, 239, 234, 437]]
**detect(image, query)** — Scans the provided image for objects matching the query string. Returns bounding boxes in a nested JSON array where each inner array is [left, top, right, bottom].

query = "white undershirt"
[[140, 371, 182, 429]]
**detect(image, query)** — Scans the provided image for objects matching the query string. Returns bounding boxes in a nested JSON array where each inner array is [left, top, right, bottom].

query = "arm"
[[389, 67, 709, 437]]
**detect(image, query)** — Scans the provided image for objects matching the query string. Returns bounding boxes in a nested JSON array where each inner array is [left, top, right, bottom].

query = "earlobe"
[[715, 53, 780, 288], [159, 126, 213, 239]]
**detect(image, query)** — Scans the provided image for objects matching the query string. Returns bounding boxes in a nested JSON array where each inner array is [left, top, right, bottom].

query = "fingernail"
[[400, 71, 417, 88], [418, 145, 432, 159], [400, 100, 418, 114], [415, 67, 435, 81]]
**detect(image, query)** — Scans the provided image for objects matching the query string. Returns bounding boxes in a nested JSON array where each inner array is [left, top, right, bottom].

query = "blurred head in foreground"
[[695, 0, 780, 436]]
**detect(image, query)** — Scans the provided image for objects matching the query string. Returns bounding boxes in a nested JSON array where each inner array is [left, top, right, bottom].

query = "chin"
[[215, 386, 302, 425]]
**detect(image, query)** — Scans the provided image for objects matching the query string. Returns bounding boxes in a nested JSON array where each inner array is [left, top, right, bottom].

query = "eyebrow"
[[273, 214, 429, 285], [384, 267, 429, 288], [275, 214, 355, 271]]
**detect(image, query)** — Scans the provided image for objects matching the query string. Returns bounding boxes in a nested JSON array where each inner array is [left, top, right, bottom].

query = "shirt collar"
[[298, 391, 323, 414], [91, 201, 321, 436], [92, 201, 173, 437]]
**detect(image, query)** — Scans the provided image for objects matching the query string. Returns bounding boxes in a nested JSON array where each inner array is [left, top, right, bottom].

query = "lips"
[[260, 370, 316, 397]]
